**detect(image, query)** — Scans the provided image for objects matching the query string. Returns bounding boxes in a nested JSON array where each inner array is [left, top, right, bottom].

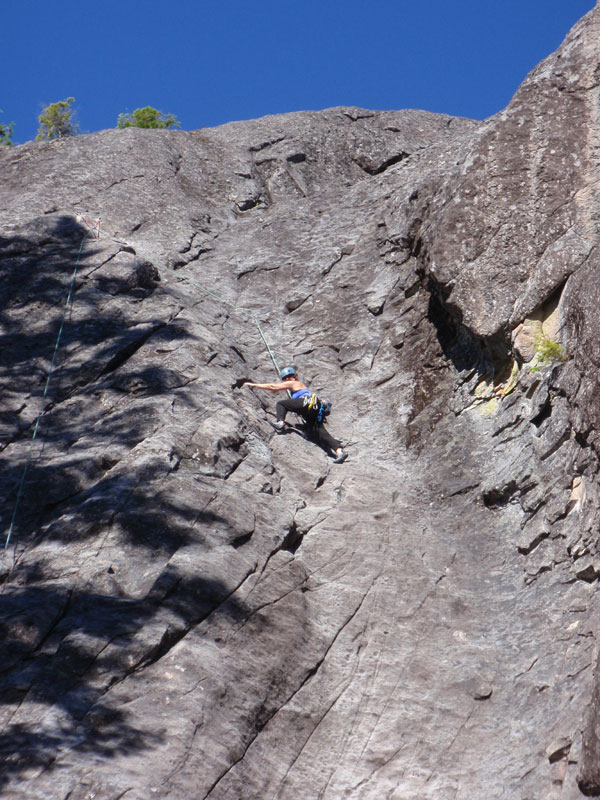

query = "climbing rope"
[[3, 212, 285, 554], [3, 231, 90, 554]]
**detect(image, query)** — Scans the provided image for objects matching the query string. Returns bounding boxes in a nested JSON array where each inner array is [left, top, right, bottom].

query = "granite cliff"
[[2, 7, 600, 799]]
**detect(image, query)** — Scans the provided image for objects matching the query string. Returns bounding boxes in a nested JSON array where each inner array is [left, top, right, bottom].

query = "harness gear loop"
[[301, 393, 332, 425]]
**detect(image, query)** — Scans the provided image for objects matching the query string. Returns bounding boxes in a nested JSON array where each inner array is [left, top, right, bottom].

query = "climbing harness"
[[303, 393, 332, 424]]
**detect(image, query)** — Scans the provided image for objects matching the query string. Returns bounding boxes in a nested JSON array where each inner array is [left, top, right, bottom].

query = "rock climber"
[[244, 366, 348, 463]]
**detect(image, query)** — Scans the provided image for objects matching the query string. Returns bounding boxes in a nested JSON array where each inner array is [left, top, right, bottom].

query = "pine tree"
[[36, 98, 78, 141]]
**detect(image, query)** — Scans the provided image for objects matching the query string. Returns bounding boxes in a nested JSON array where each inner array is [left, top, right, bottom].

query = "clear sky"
[[2, 0, 595, 145]]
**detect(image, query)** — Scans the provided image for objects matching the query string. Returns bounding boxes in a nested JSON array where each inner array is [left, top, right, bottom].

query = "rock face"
[[2, 8, 600, 799]]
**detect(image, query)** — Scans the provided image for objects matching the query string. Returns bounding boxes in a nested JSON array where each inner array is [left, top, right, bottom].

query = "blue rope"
[[3, 208, 293, 558], [4, 217, 284, 554], [3, 232, 90, 554]]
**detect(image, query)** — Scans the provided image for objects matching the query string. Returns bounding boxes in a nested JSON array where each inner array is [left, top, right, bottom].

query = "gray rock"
[[574, 556, 600, 583], [547, 736, 573, 763], [2, 7, 600, 800], [517, 519, 551, 555]]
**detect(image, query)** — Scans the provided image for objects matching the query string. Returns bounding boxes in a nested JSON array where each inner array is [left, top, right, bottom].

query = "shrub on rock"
[[116, 107, 180, 129]]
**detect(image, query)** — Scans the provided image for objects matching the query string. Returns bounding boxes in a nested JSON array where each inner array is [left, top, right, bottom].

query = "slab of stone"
[[2, 8, 600, 800]]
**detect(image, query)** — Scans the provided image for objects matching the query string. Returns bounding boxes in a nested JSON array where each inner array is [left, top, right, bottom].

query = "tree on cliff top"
[[116, 106, 180, 130], [0, 111, 14, 146], [36, 98, 78, 141]]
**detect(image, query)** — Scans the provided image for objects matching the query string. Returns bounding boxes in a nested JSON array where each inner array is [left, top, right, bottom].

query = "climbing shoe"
[[272, 420, 285, 433], [333, 451, 348, 464]]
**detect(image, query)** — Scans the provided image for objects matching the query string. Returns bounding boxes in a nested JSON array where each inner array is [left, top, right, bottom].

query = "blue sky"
[[2, 0, 595, 144]]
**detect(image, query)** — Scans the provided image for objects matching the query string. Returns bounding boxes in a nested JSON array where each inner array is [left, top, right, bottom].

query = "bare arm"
[[245, 379, 307, 392], [245, 381, 291, 391]]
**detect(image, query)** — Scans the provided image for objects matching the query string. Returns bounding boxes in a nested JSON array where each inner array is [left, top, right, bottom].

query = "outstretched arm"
[[245, 381, 291, 391]]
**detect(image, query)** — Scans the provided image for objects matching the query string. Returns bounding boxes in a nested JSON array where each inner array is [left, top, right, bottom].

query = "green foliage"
[[116, 106, 180, 130], [530, 334, 567, 371], [36, 97, 78, 141], [0, 110, 14, 146]]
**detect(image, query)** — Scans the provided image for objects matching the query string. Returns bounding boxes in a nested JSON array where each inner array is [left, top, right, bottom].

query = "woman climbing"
[[244, 366, 348, 463]]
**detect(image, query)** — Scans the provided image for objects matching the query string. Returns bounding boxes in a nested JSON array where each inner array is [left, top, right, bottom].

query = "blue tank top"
[[291, 388, 310, 400]]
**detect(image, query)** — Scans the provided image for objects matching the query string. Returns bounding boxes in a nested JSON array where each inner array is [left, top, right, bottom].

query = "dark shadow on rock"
[[1, 456, 229, 555], [578, 654, 600, 796], [0, 216, 101, 373], [231, 376, 252, 390], [0, 570, 249, 787], [0, 216, 200, 546], [0, 216, 252, 787], [427, 290, 486, 375], [0, 215, 194, 431], [405, 277, 491, 450], [287, 421, 342, 460]]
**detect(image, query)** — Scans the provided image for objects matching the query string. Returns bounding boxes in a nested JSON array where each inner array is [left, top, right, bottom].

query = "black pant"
[[275, 398, 342, 452]]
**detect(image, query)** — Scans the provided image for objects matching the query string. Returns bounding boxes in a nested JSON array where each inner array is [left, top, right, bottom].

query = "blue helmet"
[[280, 366, 297, 379]]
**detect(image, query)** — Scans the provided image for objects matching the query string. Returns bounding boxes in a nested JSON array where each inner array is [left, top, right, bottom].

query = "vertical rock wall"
[[1, 8, 600, 799]]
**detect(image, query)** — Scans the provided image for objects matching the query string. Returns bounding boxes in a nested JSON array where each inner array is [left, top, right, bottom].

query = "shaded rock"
[[517, 519, 551, 555], [547, 736, 573, 763], [574, 556, 600, 583]]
